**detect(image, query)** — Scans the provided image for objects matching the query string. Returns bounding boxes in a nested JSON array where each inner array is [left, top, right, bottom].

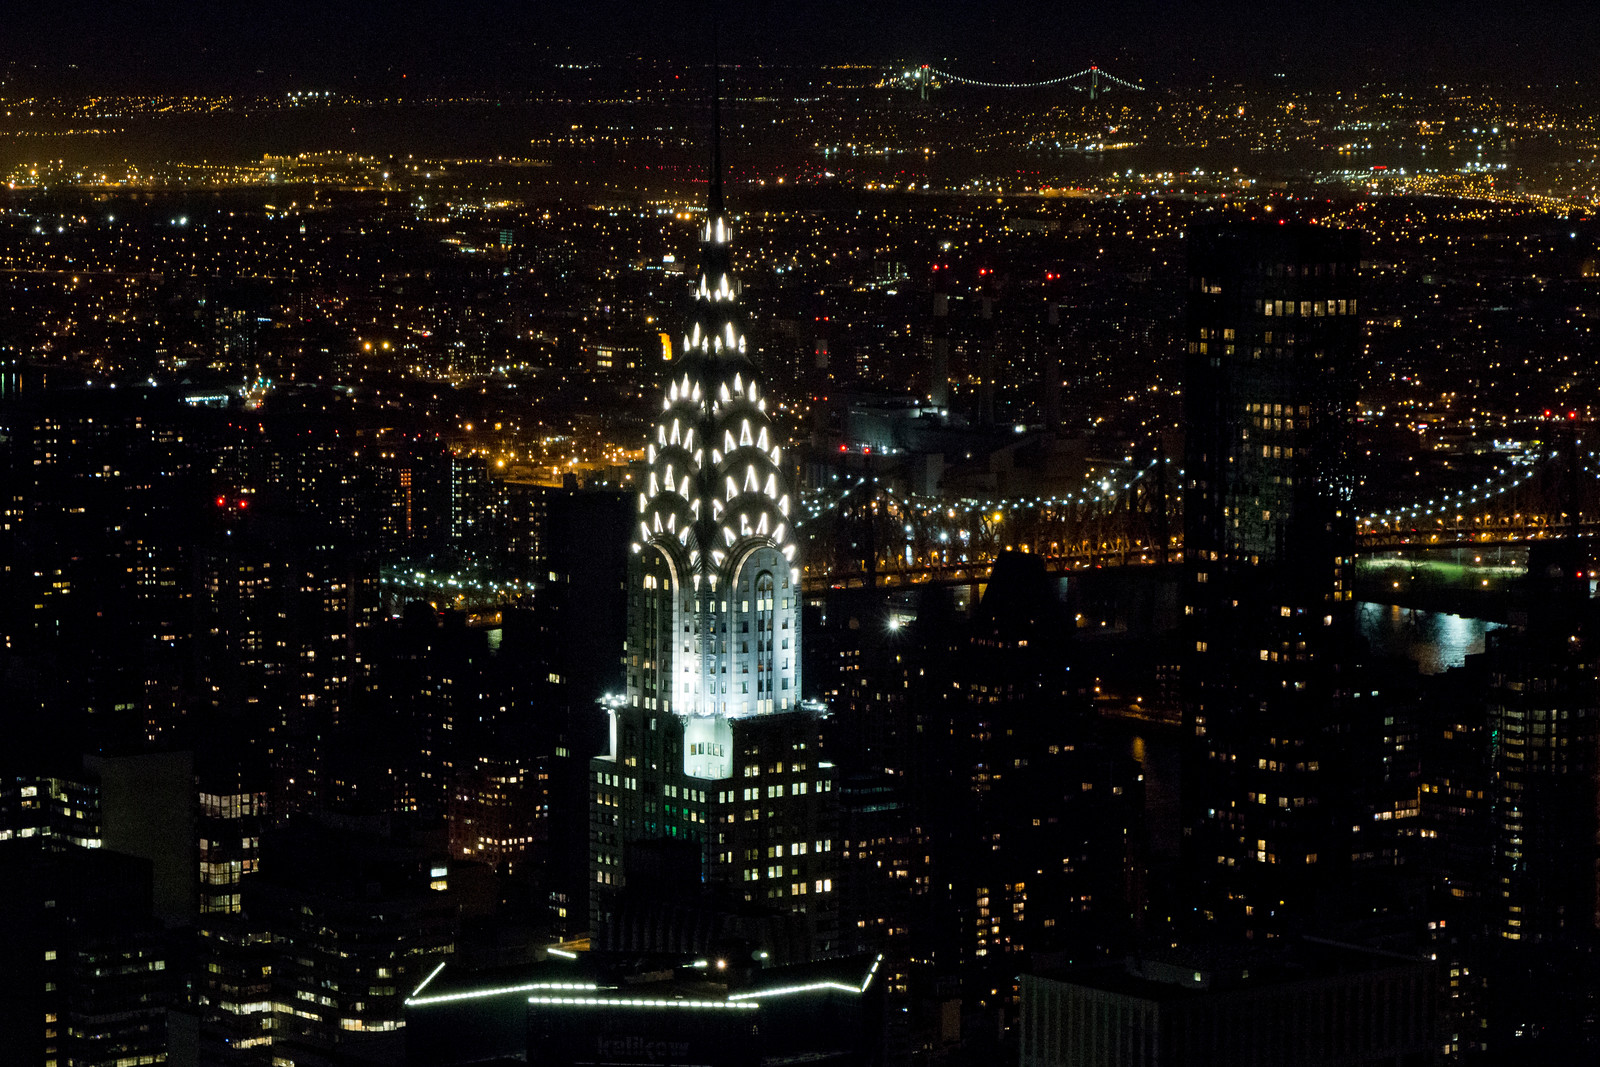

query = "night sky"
[[5, 1, 1598, 90]]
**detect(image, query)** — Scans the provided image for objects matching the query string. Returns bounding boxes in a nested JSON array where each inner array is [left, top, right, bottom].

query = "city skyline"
[[3, 20, 1600, 1067]]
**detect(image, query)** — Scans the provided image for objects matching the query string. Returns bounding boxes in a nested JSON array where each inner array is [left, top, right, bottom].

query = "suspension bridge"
[[796, 453, 1171, 591], [794, 438, 1600, 594], [897, 64, 1146, 101]]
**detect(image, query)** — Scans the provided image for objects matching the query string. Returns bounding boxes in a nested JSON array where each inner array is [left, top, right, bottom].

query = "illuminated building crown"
[[630, 84, 797, 721]]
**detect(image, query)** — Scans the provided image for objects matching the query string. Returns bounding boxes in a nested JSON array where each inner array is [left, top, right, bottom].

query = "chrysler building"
[[589, 100, 836, 957]]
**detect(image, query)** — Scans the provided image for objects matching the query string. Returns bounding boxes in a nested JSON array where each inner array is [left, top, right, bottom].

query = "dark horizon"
[[5, 0, 1600, 93]]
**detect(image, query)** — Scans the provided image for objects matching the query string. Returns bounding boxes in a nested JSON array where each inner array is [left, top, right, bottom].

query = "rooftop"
[[1036, 937, 1430, 1000]]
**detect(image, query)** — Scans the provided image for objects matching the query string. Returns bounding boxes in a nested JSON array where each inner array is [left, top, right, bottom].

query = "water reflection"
[[1358, 601, 1501, 674], [1126, 732, 1180, 862]]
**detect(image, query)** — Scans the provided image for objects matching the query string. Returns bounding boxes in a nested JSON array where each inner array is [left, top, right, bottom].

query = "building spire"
[[689, 15, 738, 371], [709, 19, 724, 219], [626, 20, 800, 723]]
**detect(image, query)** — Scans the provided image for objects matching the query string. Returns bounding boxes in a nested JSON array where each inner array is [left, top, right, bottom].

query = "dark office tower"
[[446, 752, 547, 873], [85, 750, 198, 926], [195, 509, 379, 814], [197, 772, 269, 918], [1462, 544, 1600, 1060], [0, 756, 194, 925], [358, 442, 433, 559], [978, 293, 997, 428], [532, 484, 629, 932], [249, 816, 460, 1064], [0, 387, 201, 748], [589, 94, 838, 959], [930, 273, 952, 410], [813, 563, 1139, 993], [193, 766, 275, 1060], [0, 842, 170, 1067], [1483, 546, 1600, 945], [362, 605, 497, 817], [1043, 299, 1063, 429], [1181, 222, 1363, 936], [1020, 939, 1439, 1067], [922, 554, 1141, 971], [207, 288, 263, 376], [447, 452, 490, 551]]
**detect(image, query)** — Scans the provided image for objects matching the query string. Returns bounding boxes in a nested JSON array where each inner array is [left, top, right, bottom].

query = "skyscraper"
[[589, 97, 836, 958], [1482, 545, 1600, 945], [1181, 221, 1365, 936]]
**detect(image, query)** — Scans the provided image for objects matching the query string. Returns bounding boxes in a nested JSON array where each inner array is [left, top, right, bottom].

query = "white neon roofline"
[[407, 981, 599, 1007]]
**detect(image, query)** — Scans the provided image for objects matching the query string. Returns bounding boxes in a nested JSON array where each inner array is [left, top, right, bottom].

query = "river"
[[1356, 601, 1502, 675]]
